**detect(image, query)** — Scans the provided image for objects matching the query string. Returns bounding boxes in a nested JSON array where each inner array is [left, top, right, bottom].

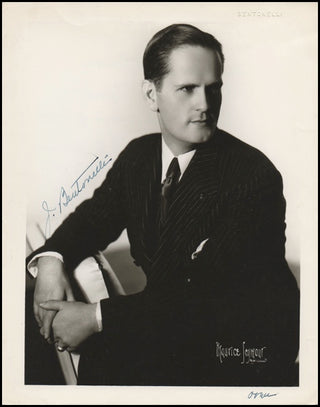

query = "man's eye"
[[180, 86, 194, 93]]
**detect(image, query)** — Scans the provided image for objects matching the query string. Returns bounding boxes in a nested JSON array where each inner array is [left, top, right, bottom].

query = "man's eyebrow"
[[174, 81, 223, 89], [174, 83, 197, 89]]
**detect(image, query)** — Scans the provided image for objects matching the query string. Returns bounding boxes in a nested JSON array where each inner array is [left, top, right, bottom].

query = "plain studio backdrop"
[[3, 3, 317, 405]]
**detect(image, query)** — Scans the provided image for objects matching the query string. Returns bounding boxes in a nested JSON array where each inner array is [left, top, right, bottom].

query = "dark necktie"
[[160, 157, 181, 226]]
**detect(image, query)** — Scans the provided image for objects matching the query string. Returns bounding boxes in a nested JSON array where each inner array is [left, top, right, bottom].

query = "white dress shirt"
[[27, 136, 196, 331], [161, 138, 196, 183]]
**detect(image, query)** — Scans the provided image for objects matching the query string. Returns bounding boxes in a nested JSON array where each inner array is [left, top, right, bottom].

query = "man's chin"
[[191, 126, 216, 144]]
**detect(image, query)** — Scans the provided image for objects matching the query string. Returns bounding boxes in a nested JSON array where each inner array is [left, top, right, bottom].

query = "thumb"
[[39, 300, 64, 311]]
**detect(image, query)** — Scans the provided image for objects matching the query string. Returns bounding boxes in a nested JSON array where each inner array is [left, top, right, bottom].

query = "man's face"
[[155, 46, 223, 154]]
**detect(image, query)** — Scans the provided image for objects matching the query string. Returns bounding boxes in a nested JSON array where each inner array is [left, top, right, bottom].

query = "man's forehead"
[[166, 45, 223, 81]]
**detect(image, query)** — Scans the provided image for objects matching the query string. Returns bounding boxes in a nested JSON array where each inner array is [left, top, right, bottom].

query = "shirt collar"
[[161, 137, 196, 183]]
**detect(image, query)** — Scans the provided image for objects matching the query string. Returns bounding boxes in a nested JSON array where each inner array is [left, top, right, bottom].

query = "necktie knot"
[[165, 157, 180, 182]]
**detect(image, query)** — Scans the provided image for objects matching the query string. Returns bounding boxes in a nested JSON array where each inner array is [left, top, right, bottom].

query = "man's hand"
[[34, 256, 75, 343], [39, 301, 99, 351]]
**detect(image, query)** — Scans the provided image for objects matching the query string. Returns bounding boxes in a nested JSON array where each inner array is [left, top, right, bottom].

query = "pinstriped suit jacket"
[[28, 129, 299, 385]]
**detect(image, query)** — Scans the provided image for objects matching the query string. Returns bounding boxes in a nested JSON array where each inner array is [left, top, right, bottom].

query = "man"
[[27, 24, 299, 385]]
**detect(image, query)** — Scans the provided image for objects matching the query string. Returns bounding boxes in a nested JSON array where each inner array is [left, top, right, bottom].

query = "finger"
[[39, 300, 64, 311], [33, 302, 42, 327], [40, 322, 53, 344], [47, 336, 54, 345], [35, 313, 42, 328], [38, 306, 47, 330], [42, 310, 56, 340], [38, 306, 54, 343], [66, 287, 75, 302]]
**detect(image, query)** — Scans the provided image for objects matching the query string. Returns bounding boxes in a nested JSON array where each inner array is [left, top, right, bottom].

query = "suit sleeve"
[[26, 146, 129, 273]]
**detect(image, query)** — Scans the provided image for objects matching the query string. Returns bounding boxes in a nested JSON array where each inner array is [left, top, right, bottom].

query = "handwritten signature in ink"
[[42, 154, 112, 238], [248, 391, 278, 399]]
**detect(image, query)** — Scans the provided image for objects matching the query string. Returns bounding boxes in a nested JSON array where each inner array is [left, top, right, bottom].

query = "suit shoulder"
[[215, 128, 278, 173], [121, 133, 161, 158], [110, 133, 160, 167], [126, 133, 161, 150]]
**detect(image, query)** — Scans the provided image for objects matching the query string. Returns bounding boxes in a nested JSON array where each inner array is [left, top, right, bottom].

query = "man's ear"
[[142, 80, 159, 112]]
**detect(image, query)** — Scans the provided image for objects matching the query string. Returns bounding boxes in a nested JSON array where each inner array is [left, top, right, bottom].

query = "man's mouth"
[[190, 118, 214, 125]]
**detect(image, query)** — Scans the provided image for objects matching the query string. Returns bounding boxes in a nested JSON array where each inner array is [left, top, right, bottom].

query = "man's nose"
[[195, 88, 210, 112]]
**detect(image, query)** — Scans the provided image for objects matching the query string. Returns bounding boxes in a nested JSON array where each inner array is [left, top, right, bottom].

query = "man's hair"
[[143, 23, 224, 89]]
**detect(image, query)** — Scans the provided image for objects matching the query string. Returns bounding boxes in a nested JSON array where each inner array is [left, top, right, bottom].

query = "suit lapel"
[[148, 138, 221, 285], [162, 141, 219, 237]]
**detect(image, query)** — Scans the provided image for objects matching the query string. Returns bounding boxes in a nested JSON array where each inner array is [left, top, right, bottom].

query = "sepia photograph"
[[3, 2, 317, 404]]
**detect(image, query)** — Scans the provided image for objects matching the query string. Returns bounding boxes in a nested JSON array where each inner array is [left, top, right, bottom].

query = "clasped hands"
[[34, 257, 99, 352]]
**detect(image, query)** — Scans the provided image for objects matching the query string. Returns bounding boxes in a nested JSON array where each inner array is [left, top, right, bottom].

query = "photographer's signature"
[[216, 341, 267, 365], [42, 154, 112, 238], [248, 391, 278, 399]]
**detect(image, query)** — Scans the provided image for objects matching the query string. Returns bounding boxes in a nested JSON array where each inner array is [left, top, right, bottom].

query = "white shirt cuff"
[[27, 252, 64, 278], [96, 302, 103, 332]]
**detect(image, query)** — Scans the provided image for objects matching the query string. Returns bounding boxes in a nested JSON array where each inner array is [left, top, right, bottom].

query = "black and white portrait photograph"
[[3, 2, 317, 404]]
